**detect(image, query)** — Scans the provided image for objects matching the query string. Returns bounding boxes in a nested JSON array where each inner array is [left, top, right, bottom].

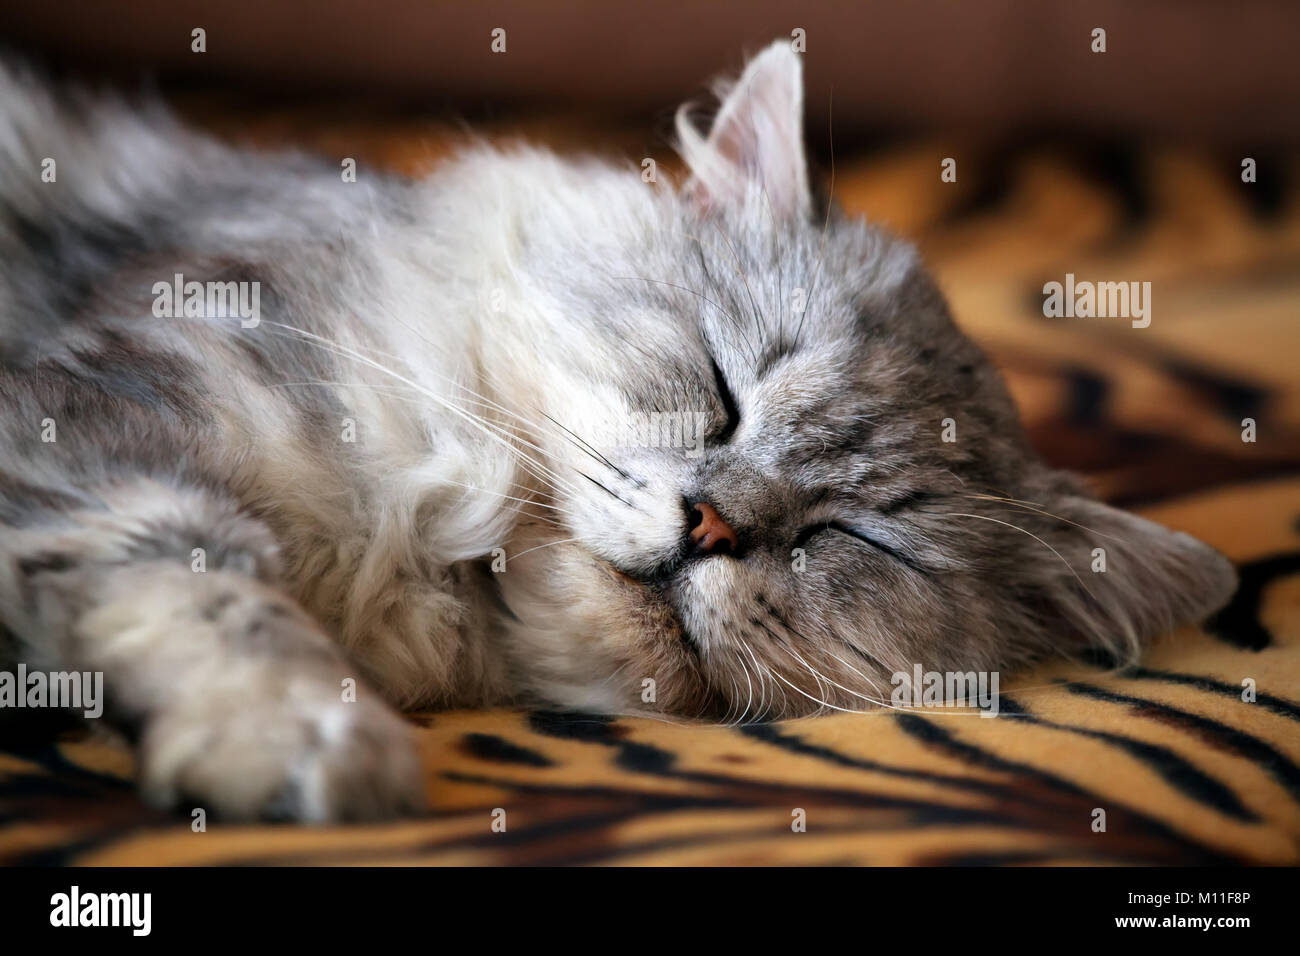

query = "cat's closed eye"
[[793, 521, 927, 574], [708, 355, 740, 442]]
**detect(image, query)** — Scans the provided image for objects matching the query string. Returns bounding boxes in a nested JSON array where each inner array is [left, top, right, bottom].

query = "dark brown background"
[[2, 0, 1299, 145]]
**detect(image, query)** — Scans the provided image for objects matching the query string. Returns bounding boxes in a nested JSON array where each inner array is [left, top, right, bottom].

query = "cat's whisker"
[[736, 635, 774, 720], [682, 235, 767, 366], [733, 634, 759, 717], [610, 271, 760, 368], [748, 614, 831, 712], [707, 222, 768, 371], [755, 612, 898, 711], [749, 161, 788, 350], [775, 643, 866, 714], [452, 410, 588, 500], [716, 664, 738, 726], [766, 627, 996, 716], [737, 654, 755, 726], [438, 479, 572, 524], [264, 379, 420, 394], [256, 321, 587, 501], [437, 367, 609, 472], [728, 675, 746, 727], [468, 366, 647, 504], [766, 667, 854, 716], [772, 651, 797, 717], [823, 650, 887, 702], [733, 651, 756, 726], [962, 493, 1132, 544], [507, 537, 581, 560], [382, 346, 640, 513], [943, 512, 1102, 606], [796, 89, 835, 348], [262, 380, 433, 410], [341, 305, 590, 472], [736, 640, 791, 718], [577, 471, 634, 508], [609, 274, 739, 331], [599, 660, 644, 710], [537, 412, 631, 479], [704, 638, 741, 727], [671, 229, 765, 362], [478, 389, 634, 488], [392, 382, 591, 501]]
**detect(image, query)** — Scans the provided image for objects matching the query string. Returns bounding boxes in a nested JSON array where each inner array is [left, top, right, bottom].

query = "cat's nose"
[[688, 502, 739, 557]]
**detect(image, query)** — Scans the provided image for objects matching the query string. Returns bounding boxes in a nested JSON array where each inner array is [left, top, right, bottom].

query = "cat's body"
[[0, 44, 1236, 820]]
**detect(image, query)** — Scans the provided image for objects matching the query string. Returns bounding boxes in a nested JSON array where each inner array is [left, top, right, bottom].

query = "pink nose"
[[689, 502, 738, 556]]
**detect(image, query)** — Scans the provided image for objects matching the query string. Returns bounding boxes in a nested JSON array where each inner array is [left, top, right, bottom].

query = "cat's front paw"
[[139, 686, 427, 823]]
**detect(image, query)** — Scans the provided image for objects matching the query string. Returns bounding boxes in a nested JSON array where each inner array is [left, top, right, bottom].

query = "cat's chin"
[[493, 526, 715, 718], [493, 526, 856, 722]]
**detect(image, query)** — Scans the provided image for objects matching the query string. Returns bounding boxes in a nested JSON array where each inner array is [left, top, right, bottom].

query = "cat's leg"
[[0, 476, 426, 822]]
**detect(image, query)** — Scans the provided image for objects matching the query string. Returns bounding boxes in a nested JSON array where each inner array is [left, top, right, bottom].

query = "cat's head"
[[490, 41, 1236, 718]]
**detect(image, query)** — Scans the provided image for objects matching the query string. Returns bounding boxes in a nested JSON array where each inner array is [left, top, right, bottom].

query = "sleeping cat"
[[0, 42, 1235, 821]]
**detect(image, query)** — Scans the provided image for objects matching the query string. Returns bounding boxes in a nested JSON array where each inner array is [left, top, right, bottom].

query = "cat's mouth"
[[600, 555, 701, 644]]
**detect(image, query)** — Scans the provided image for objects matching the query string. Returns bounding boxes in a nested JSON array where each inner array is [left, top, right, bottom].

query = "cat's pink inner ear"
[[677, 40, 812, 219]]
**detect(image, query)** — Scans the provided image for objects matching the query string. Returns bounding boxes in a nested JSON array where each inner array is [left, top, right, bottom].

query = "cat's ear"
[[1034, 492, 1237, 662], [676, 41, 812, 219]]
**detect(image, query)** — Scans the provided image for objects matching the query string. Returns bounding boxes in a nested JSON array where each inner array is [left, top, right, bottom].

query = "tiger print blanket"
[[1, 113, 1298, 865]]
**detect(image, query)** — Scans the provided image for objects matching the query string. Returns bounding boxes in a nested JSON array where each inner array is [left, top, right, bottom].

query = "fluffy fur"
[[0, 43, 1236, 820]]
